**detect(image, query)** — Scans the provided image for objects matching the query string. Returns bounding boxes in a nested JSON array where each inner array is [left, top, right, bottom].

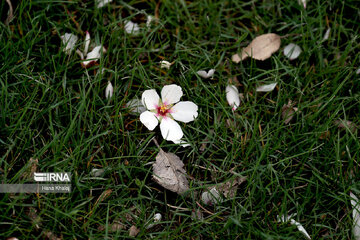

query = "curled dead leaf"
[[281, 100, 298, 124], [129, 225, 140, 237], [334, 119, 357, 133], [232, 33, 281, 62], [153, 149, 189, 194]]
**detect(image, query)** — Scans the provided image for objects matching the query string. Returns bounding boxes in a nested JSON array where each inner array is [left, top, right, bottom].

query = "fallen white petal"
[[140, 111, 159, 130], [83, 45, 104, 66], [160, 60, 172, 70], [154, 213, 162, 222], [172, 139, 191, 147], [350, 192, 360, 239], [283, 43, 302, 60], [201, 187, 222, 205], [126, 99, 147, 114], [76, 49, 84, 60], [142, 89, 160, 110], [197, 69, 215, 79], [256, 83, 277, 92], [91, 168, 105, 177], [298, 0, 306, 8], [60, 33, 78, 55], [105, 81, 113, 99], [356, 68, 360, 75], [146, 15, 155, 28], [96, 0, 112, 8], [226, 85, 240, 111], [323, 28, 331, 41], [278, 214, 311, 240], [84, 31, 91, 57], [170, 101, 198, 123], [124, 20, 140, 35], [161, 84, 183, 105], [160, 117, 183, 142]]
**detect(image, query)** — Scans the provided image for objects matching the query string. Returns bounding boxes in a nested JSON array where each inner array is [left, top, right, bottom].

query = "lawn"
[[1, 0, 360, 239]]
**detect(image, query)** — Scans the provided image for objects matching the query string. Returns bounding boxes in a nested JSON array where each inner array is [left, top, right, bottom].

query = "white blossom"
[[96, 0, 112, 8], [226, 85, 240, 111], [140, 84, 198, 146]]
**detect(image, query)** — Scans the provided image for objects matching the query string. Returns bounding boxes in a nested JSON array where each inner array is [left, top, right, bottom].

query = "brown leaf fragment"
[[232, 33, 281, 62], [217, 176, 247, 198], [281, 100, 298, 124], [43, 230, 62, 240], [21, 158, 38, 180], [153, 149, 189, 194], [97, 220, 126, 232], [5, 0, 14, 25], [334, 119, 357, 133], [129, 225, 140, 237], [319, 130, 330, 140]]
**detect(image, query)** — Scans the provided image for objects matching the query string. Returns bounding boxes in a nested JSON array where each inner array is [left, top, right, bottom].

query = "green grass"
[[1, 0, 360, 239]]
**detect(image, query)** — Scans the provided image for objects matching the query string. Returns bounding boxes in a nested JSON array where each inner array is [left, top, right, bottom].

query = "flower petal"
[[60, 33, 78, 55], [172, 139, 190, 147], [161, 84, 183, 105], [256, 83, 277, 92], [283, 43, 302, 60], [170, 101, 198, 123], [84, 31, 91, 56], [226, 85, 240, 110], [105, 81, 113, 99], [140, 111, 159, 130], [96, 0, 112, 8], [160, 117, 183, 141], [124, 20, 140, 35], [83, 45, 103, 66], [142, 89, 160, 110]]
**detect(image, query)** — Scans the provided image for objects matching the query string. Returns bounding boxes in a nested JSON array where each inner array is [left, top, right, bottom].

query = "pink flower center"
[[156, 104, 171, 117]]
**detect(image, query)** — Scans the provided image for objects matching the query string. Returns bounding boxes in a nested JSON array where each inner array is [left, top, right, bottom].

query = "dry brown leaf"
[[232, 33, 281, 63], [217, 176, 247, 198], [43, 230, 62, 240], [5, 0, 14, 25], [334, 119, 357, 133], [153, 148, 189, 194], [21, 158, 38, 180], [281, 100, 298, 124], [129, 225, 140, 237]]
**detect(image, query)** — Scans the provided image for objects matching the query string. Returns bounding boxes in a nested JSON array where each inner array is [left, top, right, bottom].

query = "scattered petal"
[[76, 49, 84, 60], [96, 0, 112, 8], [105, 81, 113, 99], [91, 168, 105, 177], [232, 33, 281, 62], [126, 99, 147, 114], [226, 85, 240, 111], [142, 89, 160, 110], [201, 187, 222, 205], [154, 213, 162, 222], [196, 69, 215, 79], [171, 101, 198, 123], [283, 43, 302, 60], [323, 28, 331, 41], [172, 139, 191, 147], [350, 192, 360, 239], [124, 20, 140, 35], [83, 45, 105, 67], [160, 117, 184, 141], [140, 111, 159, 130], [298, 0, 307, 8], [256, 83, 277, 92], [146, 15, 155, 28], [129, 225, 140, 237], [160, 60, 172, 70], [84, 31, 91, 57], [161, 84, 183, 105], [153, 148, 189, 194], [356, 68, 360, 75], [278, 214, 311, 239], [60, 33, 78, 55]]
